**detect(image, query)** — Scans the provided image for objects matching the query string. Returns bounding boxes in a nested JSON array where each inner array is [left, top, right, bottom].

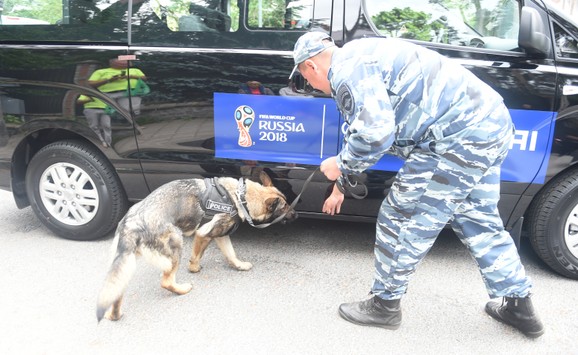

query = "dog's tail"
[[96, 237, 137, 322]]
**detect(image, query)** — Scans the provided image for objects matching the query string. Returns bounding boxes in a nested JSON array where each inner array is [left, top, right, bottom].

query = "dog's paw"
[[176, 283, 193, 295], [235, 261, 253, 271], [162, 282, 193, 295], [105, 310, 123, 322], [188, 262, 201, 273]]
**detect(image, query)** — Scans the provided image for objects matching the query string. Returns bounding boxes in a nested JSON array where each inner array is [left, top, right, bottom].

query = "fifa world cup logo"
[[234, 105, 255, 147]]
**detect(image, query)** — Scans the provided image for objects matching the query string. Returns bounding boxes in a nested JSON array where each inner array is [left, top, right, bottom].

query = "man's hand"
[[323, 184, 344, 215], [320, 156, 342, 181]]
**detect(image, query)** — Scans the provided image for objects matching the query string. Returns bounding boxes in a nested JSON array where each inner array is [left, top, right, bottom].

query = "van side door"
[[127, 0, 336, 213]]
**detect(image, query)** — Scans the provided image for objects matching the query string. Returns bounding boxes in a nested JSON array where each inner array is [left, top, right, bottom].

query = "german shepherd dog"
[[96, 172, 296, 322]]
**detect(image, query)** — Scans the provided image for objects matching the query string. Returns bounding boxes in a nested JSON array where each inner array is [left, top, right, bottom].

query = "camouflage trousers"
[[372, 104, 533, 300]]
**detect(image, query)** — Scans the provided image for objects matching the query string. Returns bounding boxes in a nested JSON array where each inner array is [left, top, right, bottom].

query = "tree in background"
[[2, 0, 61, 24], [247, 0, 286, 28], [372, 7, 440, 41]]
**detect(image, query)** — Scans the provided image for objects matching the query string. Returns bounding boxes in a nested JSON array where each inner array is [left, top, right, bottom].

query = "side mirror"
[[518, 6, 551, 57]]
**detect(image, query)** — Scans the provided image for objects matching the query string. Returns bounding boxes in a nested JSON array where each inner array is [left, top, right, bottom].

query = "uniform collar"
[[328, 68, 337, 97]]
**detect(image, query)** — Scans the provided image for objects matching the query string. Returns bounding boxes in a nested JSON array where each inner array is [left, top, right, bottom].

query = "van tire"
[[526, 169, 578, 279], [25, 140, 128, 241]]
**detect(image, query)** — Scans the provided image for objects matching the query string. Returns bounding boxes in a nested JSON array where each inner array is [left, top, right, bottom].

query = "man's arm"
[[335, 65, 396, 175]]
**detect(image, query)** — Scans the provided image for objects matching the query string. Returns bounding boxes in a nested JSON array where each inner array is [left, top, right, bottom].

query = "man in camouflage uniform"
[[290, 31, 544, 338]]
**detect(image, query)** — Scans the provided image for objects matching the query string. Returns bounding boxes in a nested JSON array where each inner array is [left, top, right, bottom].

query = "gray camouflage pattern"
[[328, 38, 532, 300]]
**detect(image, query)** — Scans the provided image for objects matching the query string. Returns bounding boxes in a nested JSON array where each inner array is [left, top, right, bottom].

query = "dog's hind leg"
[[156, 227, 193, 295], [214, 235, 253, 271], [96, 248, 137, 322], [188, 235, 212, 273], [106, 296, 124, 321], [160, 262, 193, 295]]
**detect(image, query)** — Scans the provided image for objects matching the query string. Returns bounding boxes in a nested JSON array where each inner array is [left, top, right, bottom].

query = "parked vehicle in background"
[[1, 0, 577, 280]]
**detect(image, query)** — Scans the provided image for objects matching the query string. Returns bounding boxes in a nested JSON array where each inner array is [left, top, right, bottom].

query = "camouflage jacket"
[[328, 37, 505, 174]]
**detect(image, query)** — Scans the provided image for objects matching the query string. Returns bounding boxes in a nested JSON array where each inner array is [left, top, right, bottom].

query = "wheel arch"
[[522, 163, 578, 279], [11, 128, 107, 209], [522, 162, 578, 223]]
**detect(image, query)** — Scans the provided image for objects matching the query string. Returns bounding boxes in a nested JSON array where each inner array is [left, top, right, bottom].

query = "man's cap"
[[289, 31, 335, 79]]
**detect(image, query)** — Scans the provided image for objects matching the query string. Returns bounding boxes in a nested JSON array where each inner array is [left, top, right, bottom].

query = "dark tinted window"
[[0, 0, 133, 42], [129, 1, 322, 48], [130, 0, 240, 47], [246, 0, 313, 30]]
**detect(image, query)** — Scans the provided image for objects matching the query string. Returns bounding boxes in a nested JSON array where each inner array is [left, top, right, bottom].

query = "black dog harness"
[[200, 170, 345, 229], [200, 177, 274, 229], [201, 178, 238, 217], [200, 178, 240, 234]]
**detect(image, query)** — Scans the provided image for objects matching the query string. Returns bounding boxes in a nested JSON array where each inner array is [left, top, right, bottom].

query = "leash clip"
[[336, 174, 368, 200]]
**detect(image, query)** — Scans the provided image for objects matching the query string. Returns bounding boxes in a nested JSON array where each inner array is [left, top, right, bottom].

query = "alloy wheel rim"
[[38, 162, 99, 225], [564, 203, 578, 259]]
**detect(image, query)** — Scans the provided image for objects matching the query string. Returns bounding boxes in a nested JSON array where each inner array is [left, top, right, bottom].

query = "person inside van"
[[290, 31, 544, 338], [238, 80, 275, 95]]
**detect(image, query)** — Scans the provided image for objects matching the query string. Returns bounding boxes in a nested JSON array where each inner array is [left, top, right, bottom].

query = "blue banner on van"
[[214, 93, 554, 184], [214, 93, 340, 165]]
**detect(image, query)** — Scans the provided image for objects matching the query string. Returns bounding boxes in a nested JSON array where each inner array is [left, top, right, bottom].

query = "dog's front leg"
[[214, 235, 253, 271]]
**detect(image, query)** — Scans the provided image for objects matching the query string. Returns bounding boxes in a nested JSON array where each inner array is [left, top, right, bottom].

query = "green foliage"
[[247, 0, 286, 28], [4, 114, 23, 124], [2, 0, 62, 24], [372, 7, 433, 41]]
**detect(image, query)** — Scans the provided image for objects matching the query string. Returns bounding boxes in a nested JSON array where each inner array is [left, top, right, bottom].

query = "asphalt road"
[[0, 189, 576, 355]]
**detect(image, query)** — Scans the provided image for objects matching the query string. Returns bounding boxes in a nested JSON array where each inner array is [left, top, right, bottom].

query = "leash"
[[236, 168, 368, 229]]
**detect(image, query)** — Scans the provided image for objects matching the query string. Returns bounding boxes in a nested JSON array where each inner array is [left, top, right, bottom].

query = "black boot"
[[485, 295, 544, 338], [338, 296, 402, 329]]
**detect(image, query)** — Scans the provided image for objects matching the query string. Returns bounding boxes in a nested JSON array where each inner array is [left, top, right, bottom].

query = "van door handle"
[[563, 85, 578, 96], [491, 62, 511, 68]]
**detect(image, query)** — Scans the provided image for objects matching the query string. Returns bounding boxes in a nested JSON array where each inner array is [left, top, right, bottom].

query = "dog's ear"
[[259, 171, 273, 187], [266, 197, 281, 212]]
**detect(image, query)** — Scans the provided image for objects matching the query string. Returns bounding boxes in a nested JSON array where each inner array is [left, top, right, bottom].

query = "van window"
[[0, 0, 132, 42], [0, 0, 59, 25], [144, 0, 238, 32], [246, 0, 312, 30], [364, 0, 521, 52], [130, 0, 240, 46], [554, 22, 578, 59]]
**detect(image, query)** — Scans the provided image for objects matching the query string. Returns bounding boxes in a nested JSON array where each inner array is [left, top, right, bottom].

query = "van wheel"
[[25, 141, 128, 241], [526, 169, 578, 279]]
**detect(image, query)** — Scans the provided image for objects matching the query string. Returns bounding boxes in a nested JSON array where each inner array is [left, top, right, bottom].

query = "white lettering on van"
[[257, 120, 305, 143], [510, 130, 538, 151], [258, 121, 305, 132]]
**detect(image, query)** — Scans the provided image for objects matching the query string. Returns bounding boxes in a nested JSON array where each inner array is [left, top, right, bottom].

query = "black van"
[[1, 0, 577, 279]]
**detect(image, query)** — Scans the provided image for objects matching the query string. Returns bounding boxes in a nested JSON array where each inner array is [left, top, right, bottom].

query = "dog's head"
[[245, 171, 297, 225]]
